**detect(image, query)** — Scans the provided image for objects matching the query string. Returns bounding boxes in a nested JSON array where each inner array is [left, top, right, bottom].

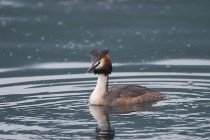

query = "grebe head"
[[87, 49, 112, 75]]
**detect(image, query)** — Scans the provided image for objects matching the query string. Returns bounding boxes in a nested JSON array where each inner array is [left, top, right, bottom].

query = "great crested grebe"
[[87, 49, 165, 106]]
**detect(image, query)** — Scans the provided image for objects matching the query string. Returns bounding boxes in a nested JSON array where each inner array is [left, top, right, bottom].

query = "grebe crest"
[[87, 49, 112, 75], [88, 49, 165, 106]]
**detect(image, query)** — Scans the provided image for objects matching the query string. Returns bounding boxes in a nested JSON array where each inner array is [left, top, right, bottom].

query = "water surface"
[[0, 0, 210, 139]]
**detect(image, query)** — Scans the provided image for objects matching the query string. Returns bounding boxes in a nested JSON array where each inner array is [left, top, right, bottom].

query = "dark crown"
[[90, 49, 109, 63]]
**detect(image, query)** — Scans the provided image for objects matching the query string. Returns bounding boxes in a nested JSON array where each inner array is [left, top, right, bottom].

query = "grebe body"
[[88, 49, 165, 106]]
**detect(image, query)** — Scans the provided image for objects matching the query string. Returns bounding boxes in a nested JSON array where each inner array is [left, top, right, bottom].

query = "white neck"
[[89, 74, 109, 105]]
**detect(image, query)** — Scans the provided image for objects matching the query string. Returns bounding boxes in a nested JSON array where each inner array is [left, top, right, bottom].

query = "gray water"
[[1, 0, 210, 139]]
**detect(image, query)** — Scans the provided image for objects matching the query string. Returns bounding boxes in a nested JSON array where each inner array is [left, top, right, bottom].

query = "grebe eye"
[[94, 61, 100, 67], [96, 61, 100, 67]]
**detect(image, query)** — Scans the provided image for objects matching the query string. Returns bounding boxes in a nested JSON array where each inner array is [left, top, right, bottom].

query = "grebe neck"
[[89, 74, 109, 105]]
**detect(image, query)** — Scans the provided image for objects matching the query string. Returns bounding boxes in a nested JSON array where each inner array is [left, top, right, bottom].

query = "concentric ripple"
[[1, 62, 210, 139]]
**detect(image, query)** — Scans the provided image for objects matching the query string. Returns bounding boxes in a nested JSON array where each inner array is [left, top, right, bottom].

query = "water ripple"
[[0, 66, 210, 139]]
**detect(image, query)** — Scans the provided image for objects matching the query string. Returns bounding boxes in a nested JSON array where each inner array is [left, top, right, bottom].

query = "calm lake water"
[[1, 0, 210, 139]]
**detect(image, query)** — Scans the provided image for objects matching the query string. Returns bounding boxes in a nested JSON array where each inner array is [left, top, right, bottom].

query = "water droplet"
[[118, 45, 123, 49], [153, 30, 158, 34], [140, 68, 144, 71], [90, 43, 95, 47], [40, 36, 45, 40], [203, 29, 207, 33], [25, 32, 32, 37], [97, 41, 103, 45], [171, 27, 176, 31], [1, 21, 7, 26], [165, 5, 171, 10], [135, 32, 141, 35], [62, 45, 67, 49], [17, 44, 22, 48], [55, 44, 59, 47], [138, 4, 143, 8], [117, 38, 123, 42], [186, 43, 191, 47], [141, 35, 146, 39], [37, 2, 44, 7], [154, 51, 159, 54], [151, 37, 155, 41], [84, 40, 89, 43], [57, 21, 63, 26], [9, 52, 13, 56], [105, 5, 111, 10], [11, 28, 17, 32]]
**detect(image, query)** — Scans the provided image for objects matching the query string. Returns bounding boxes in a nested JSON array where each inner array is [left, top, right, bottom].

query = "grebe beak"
[[87, 63, 95, 73]]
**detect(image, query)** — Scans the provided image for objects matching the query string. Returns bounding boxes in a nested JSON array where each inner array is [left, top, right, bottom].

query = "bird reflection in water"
[[89, 102, 153, 140]]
